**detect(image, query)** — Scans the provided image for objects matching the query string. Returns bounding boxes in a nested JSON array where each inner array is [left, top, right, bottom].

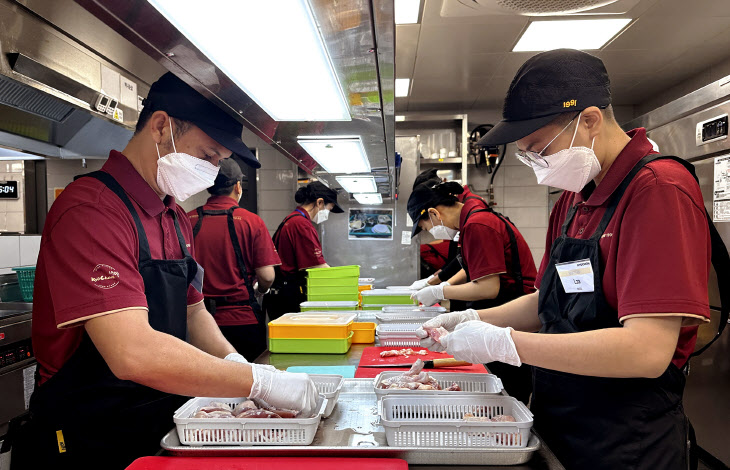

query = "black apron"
[[532, 154, 730, 470], [457, 196, 533, 403], [9, 171, 197, 470], [192, 205, 263, 325], [264, 210, 309, 320]]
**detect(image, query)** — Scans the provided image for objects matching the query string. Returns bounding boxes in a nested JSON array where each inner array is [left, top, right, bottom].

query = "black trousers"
[[219, 323, 267, 362], [487, 361, 533, 405]]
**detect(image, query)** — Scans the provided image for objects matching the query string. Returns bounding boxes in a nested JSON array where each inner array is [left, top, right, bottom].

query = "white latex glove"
[[416, 309, 480, 351], [411, 282, 448, 307], [408, 275, 433, 291], [253, 281, 268, 307], [440, 320, 522, 366], [225, 353, 277, 372], [249, 365, 319, 417]]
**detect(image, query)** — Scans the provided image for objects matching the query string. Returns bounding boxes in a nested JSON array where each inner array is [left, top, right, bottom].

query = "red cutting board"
[[355, 346, 487, 378], [126, 457, 408, 470]]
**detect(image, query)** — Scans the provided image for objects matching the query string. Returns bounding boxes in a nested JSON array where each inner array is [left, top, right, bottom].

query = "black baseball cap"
[[407, 183, 441, 238], [211, 158, 244, 190], [310, 181, 344, 213], [144, 72, 260, 168], [478, 49, 611, 146], [413, 168, 442, 189]]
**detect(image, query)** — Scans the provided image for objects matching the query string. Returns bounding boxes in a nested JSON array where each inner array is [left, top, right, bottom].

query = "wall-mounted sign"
[[0, 181, 18, 199], [348, 209, 393, 241]]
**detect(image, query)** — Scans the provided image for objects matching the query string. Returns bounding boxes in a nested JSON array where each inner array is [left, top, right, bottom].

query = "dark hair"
[[295, 184, 319, 205], [550, 104, 616, 128], [417, 181, 463, 220], [414, 168, 441, 189], [207, 180, 239, 196], [134, 106, 192, 137]]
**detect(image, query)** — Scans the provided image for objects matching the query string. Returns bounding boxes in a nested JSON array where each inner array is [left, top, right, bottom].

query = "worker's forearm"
[[443, 280, 497, 301], [258, 278, 274, 291], [187, 303, 236, 358], [447, 269, 467, 286], [125, 331, 254, 397], [477, 291, 542, 332], [512, 317, 682, 378]]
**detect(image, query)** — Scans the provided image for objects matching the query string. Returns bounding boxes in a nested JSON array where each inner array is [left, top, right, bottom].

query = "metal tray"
[[160, 379, 541, 466]]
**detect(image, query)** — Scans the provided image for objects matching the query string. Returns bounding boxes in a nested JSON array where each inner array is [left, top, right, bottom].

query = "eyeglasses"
[[515, 113, 580, 168]]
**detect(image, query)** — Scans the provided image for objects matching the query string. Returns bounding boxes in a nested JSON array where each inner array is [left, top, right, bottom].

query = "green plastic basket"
[[306, 265, 360, 279], [307, 285, 360, 296], [269, 331, 354, 354], [12, 267, 35, 302], [307, 292, 360, 302], [307, 276, 360, 288]]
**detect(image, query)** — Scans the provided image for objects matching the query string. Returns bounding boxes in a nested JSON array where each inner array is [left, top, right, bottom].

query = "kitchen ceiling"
[[396, 0, 730, 113]]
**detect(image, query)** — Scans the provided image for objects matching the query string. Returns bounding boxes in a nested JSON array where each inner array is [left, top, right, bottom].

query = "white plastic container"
[[385, 285, 417, 290], [358, 278, 375, 285], [174, 396, 327, 446], [376, 323, 421, 347], [310, 374, 344, 418], [376, 309, 444, 324], [380, 395, 533, 448], [382, 306, 447, 313], [374, 372, 504, 398]]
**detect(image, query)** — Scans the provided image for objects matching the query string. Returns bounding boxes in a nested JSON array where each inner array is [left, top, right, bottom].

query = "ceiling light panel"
[[513, 18, 632, 52], [336, 175, 377, 193], [354, 193, 383, 204], [395, 115, 406, 122], [297, 136, 371, 174], [147, 0, 350, 121], [395, 78, 411, 97], [395, 0, 421, 24]]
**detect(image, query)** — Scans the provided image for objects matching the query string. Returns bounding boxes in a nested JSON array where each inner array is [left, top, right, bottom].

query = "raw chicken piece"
[[491, 415, 516, 422], [237, 409, 279, 419], [204, 411, 235, 418], [270, 408, 298, 418], [233, 400, 257, 416], [198, 406, 231, 413], [427, 327, 449, 343], [417, 384, 436, 390], [408, 359, 425, 375], [194, 399, 304, 419], [463, 412, 491, 422], [379, 348, 428, 358], [446, 382, 462, 391]]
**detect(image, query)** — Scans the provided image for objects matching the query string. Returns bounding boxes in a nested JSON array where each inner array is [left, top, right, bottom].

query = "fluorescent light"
[[354, 193, 383, 204], [298, 136, 371, 174], [513, 19, 632, 52], [395, 79, 411, 97], [147, 0, 350, 121], [395, 115, 406, 122], [336, 175, 377, 193], [395, 0, 421, 24]]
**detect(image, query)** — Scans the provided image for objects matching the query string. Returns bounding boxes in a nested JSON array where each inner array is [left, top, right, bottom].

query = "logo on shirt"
[[90, 264, 120, 289], [601, 233, 613, 239]]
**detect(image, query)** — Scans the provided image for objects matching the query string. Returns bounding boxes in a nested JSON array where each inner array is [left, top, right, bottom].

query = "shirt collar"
[[582, 128, 656, 207], [206, 195, 239, 208], [458, 196, 484, 229], [295, 206, 311, 220], [102, 150, 175, 216]]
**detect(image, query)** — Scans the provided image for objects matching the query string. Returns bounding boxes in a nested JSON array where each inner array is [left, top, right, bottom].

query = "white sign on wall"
[[713, 155, 730, 222]]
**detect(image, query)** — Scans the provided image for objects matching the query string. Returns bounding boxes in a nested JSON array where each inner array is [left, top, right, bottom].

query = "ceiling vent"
[[442, 0, 640, 16]]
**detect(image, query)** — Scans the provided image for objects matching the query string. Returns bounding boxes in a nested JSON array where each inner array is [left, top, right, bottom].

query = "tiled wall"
[[0, 235, 41, 274], [177, 128, 298, 235], [0, 161, 26, 233], [46, 158, 106, 209]]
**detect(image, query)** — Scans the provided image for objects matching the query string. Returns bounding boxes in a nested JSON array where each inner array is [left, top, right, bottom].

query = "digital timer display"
[[0, 181, 18, 199]]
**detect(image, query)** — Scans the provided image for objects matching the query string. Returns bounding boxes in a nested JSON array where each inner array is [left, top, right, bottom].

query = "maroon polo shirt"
[[456, 185, 474, 203], [535, 128, 711, 368], [33, 150, 204, 384], [421, 241, 453, 271], [188, 196, 281, 326], [275, 207, 326, 277], [458, 197, 537, 295]]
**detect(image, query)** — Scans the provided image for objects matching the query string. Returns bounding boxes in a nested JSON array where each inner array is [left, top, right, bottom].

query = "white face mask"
[[531, 113, 601, 193], [428, 212, 458, 240], [155, 120, 220, 201], [314, 208, 330, 224]]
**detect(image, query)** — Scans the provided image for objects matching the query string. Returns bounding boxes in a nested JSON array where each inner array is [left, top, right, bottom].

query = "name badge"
[[555, 258, 594, 293], [192, 263, 205, 293]]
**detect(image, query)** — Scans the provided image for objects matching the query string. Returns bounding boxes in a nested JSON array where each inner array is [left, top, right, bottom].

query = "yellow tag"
[[563, 99, 577, 108], [56, 430, 67, 453]]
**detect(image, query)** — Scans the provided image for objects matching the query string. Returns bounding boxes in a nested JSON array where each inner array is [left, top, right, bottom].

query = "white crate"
[[382, 306, 447, 313], [173, 396, 326, 446], [376, 310, 442, 325], [380, 395, 533, 448], [376, 323, 421, 347], [310, 374, 344, 418], [374, 372, 503, 398]]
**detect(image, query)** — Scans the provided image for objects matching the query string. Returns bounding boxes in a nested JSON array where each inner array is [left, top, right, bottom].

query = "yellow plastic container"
[[268, 312, 357, 339], [351, 322, 376, 343]]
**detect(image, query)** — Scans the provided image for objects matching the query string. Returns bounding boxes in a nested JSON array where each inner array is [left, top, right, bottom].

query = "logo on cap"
[[90, 264, 121, 289], [563, 99, 578, 108]]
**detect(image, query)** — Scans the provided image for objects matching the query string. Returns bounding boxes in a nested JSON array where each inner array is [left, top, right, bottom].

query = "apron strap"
[[272, 211, 308, 269], [169, 210, 193, 259], [192, 206, 205, 237], [74, 171, 152, 263]]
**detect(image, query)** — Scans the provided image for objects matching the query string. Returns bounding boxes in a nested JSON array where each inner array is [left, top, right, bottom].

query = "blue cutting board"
[[286, 365, 356, 378]]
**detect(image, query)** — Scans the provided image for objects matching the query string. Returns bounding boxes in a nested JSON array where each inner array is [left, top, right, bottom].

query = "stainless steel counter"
[[253, 346, 565, 469]]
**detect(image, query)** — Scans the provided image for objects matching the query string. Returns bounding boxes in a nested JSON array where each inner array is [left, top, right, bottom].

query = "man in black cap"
[[418, 50, 715, 469], [187, 159, 281, 361], [11, 73, 317, 470]]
